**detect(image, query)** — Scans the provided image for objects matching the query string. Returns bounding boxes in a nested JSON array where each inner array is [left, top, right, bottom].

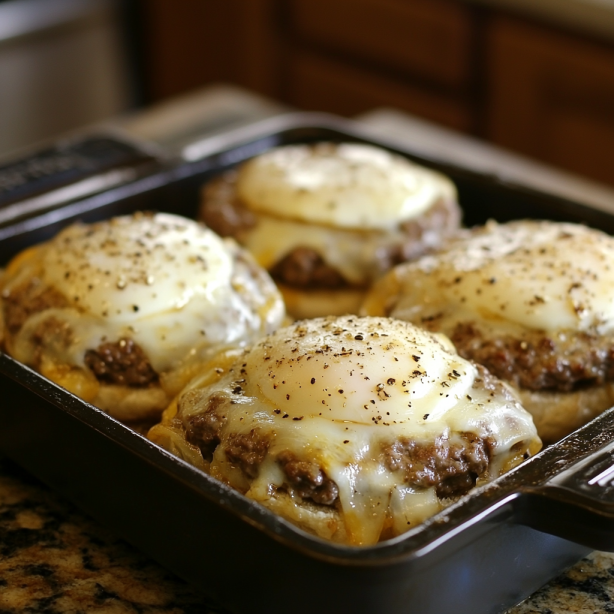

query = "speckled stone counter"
[[0, 452, 612, 614], [0, 456, 217, 613], [508, 552, 614, 614]]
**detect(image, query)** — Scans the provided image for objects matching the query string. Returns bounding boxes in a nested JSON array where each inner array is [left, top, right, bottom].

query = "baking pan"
[[1, 113, 614, 614], [0, 133, 163, 228]]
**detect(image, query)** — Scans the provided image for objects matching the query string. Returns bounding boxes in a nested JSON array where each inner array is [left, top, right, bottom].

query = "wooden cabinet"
[[486, 15, 614, 186], [136, 0, 614, 187], [136, 0, 476, 132], [287, 0, 474, 89], [282, 50, 473, 131], [280, 0, 475, 130], [137, 0, 280, 101]]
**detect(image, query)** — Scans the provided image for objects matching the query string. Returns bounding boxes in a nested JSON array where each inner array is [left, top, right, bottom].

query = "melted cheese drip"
[[378, 220, 614, 335], [174, 316, 540, 545], [4, 212, 284, 374], [242, 214, 419, 285], [236, 143, 456, 231]]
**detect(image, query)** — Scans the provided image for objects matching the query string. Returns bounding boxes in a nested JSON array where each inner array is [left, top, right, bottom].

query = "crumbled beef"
[[382, 432, 492, 498], [184, 393, 228, 461], [84, 338, 158, 387], [277, 450, 339, 506], [451, 322, 614, 392], [224, 430, 270, 478], [199, 171, 257, 237], [377, 197, 462, 269], [31, 316, 73, 351], [3, 280, 69, 334], [269, 247, 350, 289]]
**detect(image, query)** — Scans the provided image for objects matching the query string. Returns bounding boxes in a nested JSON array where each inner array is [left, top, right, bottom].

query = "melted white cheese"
[[235, 143, 456, 231], [241, 214, 414, 284], [5, 212, 285, 374], [175, 316, 540, 545], [381, 220, 614, 335]]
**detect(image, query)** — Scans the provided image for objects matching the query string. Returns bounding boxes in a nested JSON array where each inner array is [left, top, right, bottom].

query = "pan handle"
[[516, 439, 614, 550]]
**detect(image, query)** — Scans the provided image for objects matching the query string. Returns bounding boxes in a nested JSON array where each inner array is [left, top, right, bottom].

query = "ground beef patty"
[[200, 171, 256, 238], [269, 247, 351, 289], [84, 338, 158, 387], [184, 392, 229, 461], [382, 432, 493, 499], [224, 430, 270, 478], [277, 450, 339, 506], [450, 322, 614, 393], [3, 280, 69, 334]]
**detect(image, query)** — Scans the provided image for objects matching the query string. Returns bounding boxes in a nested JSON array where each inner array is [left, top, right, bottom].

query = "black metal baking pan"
[[2, 113, 614, 614], [0, 133, 163, 229]]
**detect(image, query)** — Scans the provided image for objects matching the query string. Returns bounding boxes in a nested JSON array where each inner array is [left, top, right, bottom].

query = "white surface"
[[0, 0, 112, 44], [0, 0, 130, 159], [120, 84, 288, 155]]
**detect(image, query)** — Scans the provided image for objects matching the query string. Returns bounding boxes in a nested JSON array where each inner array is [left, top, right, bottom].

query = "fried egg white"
[[1, 212, 285, 420], [363, 220, 614, 336], [150, 316, 540, 545], [236, 142, 457, 231]]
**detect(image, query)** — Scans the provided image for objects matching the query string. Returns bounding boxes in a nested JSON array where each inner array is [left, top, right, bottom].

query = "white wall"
[[0, 0, 131, 159]]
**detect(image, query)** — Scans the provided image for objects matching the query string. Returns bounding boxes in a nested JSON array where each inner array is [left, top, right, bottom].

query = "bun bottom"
[[256, 487, 443, 544], [260, 491, 348, 543], [277, 284, 366, 319], [40, 359, 204, 424], [93, 385, 169, 423], [518, 383, 614, 444]]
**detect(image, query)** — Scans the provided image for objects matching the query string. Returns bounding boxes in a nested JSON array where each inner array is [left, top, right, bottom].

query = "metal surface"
[[0, 113, 613, 614]]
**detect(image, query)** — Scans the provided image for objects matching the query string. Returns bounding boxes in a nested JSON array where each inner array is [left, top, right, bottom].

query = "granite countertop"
[[0, 453, 612, 614], [0, 456, 218, 614]]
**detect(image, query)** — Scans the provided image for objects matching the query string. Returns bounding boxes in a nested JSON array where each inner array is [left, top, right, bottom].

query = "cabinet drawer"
[[285, 51, 472, 131], [487, 15, 614, 186], [288, 0, 475, 89]]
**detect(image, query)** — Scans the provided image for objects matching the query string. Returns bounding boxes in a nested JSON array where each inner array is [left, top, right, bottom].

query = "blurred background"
[[1, 0, 614, 186]]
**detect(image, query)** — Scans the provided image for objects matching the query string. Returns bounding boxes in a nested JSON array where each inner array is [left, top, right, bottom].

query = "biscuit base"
[[518, 383, 614, 444], [277, 284, 366, 320]]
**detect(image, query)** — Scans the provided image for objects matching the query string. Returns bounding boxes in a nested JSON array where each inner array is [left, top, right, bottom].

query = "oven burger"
[[362, 219, 614, 443], [148, 315, 540, 545], [199, 142, 461, 319], [0, 212, 285, 423]]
